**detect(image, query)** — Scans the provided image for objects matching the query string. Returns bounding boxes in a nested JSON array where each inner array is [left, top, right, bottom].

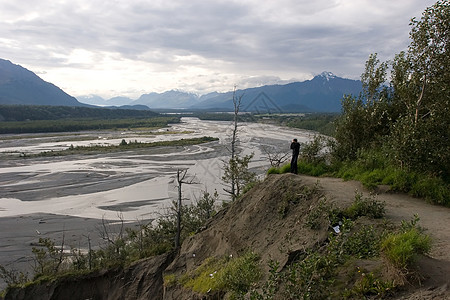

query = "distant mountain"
[[78, 73, 361, 112], [191, 72, 362, 112], [76, 95, 135, 107], [107, 96, 133, 106], [0, 58, 85, 106], [132, 90, 200, 109], [76, 95, 107, 106]]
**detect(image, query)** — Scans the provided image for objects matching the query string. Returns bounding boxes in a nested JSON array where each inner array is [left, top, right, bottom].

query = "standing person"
[[290, 138, 300, 174]]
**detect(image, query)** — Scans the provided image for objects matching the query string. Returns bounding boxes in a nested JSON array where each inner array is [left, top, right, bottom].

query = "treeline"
[[333, 0, 450, 181], [0, 105, 159, 121], [266, 113, 337, 136], [32, 136, 219, 157], [195, 112, 337, 136], [0, 117, 180, 134], [0, 105, 182, 134]]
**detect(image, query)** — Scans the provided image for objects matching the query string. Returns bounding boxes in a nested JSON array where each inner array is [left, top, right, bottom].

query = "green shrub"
[[411, 177, 450, 206], [216, 252, 261, 297], [267, 166, 280, 174], [333, 149, 450, 206], [183, 252, 261, 297], [344, 192, 385, 219], [381, 227, 431, 269], [342, 225, 381, 258], [183, 256, 224, 293], [381, 168, 417, 192], [359, 169, 386, 189], [346, 270, 395, 298], [297, 161, 330, 177]]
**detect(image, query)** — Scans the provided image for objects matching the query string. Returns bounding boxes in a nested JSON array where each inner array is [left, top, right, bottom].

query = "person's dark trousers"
[[291, 155, 298, 174]]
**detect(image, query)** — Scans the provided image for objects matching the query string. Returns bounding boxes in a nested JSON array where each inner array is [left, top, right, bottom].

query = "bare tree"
[[222, 87, 257, 200], [261, 145, 290, 168], [98, 213, 125, 255], [229, 87, 242, 200], [175, 169, 197, 249]]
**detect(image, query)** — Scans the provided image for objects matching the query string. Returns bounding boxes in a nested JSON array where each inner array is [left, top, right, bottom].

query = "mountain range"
[[1, 58, 362, 112], [78, 72, 362, 113]]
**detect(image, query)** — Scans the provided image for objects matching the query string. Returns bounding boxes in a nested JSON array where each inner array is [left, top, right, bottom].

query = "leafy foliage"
[[253, 201, 427, 300], [343, 192, 385, 219], [223, 153, 257, 200], [333, 0, 450, 180]]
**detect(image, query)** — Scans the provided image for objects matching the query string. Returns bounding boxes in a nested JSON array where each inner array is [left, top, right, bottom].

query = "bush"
[[333, 148, 450, 206], [297, 160, 330, 177], [344, 192, 385, 219], [411, 177, 450, 206], [342, 225, 382, 258], [182, 251, 261, 297], [267, 163, 291, 175], [381, 227, 431, 269]]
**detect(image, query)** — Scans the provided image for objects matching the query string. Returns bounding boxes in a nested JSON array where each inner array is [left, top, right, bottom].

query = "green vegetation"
[[162, 189, 424, 299], [29, 136, 218, 157], [177, 251, 261, 298], [0, 104, 182, 134], [0, 105, 160, 121], [332, 1, 450, 201], [382, 228, 431, 270], [0, 116, 179, 134], [222, 153, 257, 200], [381, 215, 431, 270], [265, 113, 337, 136]]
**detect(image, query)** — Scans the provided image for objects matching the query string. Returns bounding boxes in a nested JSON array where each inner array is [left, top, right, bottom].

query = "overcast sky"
[[0, 0, 436, 99]]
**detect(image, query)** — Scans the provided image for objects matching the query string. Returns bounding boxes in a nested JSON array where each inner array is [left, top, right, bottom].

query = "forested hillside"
[[0, 105, 179, 134], [0, 105, 158, 121]]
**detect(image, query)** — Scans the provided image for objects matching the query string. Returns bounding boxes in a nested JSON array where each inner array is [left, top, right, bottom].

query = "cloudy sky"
[[0, 0, 436, 99]]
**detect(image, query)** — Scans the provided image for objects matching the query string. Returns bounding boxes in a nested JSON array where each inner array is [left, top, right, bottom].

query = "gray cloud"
[[0, 0, 437, 97]]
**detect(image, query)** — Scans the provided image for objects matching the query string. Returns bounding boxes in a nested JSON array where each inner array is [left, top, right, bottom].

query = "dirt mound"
[[167, 174, 327, 269], [4, 174, 450, 299], [163, 174, 329, 298]]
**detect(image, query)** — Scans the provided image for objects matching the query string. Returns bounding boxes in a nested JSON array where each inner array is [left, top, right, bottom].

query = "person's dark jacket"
[[290, 141, 300, 156]]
